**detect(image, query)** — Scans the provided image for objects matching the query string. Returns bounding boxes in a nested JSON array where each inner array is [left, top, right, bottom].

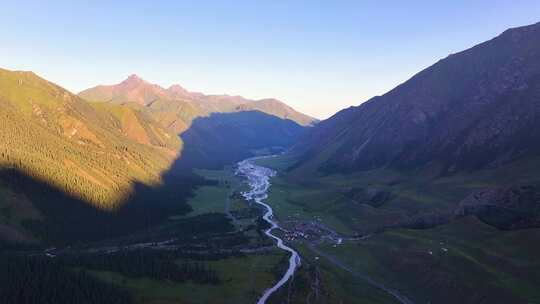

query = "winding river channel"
[[236, 157, 301, 304]]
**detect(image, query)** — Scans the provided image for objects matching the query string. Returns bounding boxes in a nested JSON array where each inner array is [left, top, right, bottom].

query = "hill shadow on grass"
[[173, 111, 306, 170], [0, 111, 306, 245]]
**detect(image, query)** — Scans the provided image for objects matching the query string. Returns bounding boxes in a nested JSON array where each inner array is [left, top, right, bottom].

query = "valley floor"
[[3, 154, 540, 304]]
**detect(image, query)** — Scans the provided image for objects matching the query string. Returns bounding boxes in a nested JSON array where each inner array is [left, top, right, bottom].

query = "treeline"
[[0, 256, 133, 304], [0, 104, 177, 209], [168, 212, 235, 236], [0, 250, 228, 304], [0, 239, 41, 251], [60, 250, 220, 284]]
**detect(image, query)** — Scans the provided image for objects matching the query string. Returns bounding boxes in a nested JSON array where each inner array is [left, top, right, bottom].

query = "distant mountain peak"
[[168, 84, 185, 90], [127, 73, 142, 80], [167, 84, 189, 96], [122, 74, 145, 85]]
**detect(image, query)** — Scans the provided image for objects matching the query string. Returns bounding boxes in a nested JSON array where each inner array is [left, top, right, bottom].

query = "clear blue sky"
[[1, 1, 539, 118]]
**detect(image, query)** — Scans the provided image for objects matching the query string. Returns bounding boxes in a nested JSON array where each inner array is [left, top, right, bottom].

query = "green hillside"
[[0, 68, 180, 209]]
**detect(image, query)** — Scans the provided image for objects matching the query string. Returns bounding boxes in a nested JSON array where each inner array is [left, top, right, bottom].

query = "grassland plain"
[[183, 166, 268, 234], [255, 154, 540, 303], [288, 243, 401, 304], [182, 157, 395, 303], [254, 154, 355, 235], [315, 217, 540, 303]]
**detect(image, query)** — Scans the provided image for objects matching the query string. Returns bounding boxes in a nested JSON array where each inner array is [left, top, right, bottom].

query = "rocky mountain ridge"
[[79, 75, 317, 133]]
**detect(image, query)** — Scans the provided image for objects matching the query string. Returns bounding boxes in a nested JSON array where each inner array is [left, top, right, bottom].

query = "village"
[[280, 218, 344, 247]]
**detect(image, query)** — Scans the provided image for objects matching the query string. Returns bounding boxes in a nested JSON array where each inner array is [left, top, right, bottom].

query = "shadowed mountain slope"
[[292, 22, 540, 175], [176, 111, 306, 170]]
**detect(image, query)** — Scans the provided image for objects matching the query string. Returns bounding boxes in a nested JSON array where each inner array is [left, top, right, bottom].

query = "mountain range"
[[79, 74, 317, 134]]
